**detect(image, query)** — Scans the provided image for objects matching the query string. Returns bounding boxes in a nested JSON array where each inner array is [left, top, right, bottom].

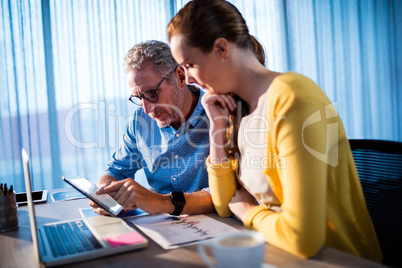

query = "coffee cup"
[[198, 230, 266, 268]]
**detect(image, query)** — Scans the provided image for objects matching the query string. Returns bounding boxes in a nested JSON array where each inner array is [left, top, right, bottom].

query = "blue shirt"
[[105, 88, 210, 194]]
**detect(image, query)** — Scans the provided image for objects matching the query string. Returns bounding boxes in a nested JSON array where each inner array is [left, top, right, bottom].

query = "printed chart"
[[128, 214, 239, 249]]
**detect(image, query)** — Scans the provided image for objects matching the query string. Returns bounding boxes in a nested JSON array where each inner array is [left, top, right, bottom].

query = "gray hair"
[[123, 40, 178, 81]]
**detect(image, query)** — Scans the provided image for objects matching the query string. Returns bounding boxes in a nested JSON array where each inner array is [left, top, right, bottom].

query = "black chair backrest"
[[349, 139, 402, 267]]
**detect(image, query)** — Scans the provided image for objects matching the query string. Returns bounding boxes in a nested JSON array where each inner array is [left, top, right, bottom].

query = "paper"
[[106, 232, 146, 247], [51, 190, 85, 202], [79, 208, 99, 218], [128, 214, 239, 249]]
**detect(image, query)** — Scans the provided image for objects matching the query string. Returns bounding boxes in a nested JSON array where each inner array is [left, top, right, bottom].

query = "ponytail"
[[250, 35, 266, 66]]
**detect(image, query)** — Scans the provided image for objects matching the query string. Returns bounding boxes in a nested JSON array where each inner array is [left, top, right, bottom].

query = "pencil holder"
[[0, 192, 19, 232]]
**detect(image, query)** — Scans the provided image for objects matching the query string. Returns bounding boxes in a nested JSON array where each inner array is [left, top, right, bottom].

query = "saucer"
[[261, 264, 277, 268]]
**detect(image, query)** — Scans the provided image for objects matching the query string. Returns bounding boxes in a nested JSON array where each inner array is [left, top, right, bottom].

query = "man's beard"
[[150, 87, 185, 128]]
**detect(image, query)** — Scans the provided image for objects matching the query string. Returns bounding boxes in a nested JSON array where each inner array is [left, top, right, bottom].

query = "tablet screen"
[[63, 177, 123, 216]]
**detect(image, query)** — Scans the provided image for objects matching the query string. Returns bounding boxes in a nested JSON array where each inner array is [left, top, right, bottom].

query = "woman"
[[167, 0, 382, 261]]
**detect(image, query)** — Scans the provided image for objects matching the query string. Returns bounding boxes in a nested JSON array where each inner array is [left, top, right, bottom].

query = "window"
[[1, 0, 400, 192]]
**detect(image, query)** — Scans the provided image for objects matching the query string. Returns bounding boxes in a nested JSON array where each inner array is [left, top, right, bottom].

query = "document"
[[127, 214, 239, 249], [50, 190, 85, 202]]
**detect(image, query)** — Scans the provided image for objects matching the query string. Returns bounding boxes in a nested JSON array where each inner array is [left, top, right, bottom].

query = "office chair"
[[349, 139, 402, 267]]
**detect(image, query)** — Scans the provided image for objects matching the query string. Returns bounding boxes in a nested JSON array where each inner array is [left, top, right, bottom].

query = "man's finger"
[[95, 207, 111, 216], [96, 181, 122, 194], [89, 200, 97, 208]]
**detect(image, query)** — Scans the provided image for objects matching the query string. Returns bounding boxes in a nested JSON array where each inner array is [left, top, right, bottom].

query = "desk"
[[1, 190, 385, 268]]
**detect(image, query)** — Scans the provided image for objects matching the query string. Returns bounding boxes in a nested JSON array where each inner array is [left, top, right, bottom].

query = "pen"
[[0, 183, 13, 196], [3, 183, 7, 196]]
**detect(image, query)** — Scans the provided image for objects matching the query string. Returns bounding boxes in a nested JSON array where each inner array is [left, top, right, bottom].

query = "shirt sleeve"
[[206, 156, 238, 217], [105, 115, 142, 180], [199, 187, 211, 194], [243, 77, 330, 258]]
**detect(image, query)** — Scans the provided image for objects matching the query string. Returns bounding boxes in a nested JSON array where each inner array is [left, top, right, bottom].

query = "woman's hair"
[[167, 0, 265, 66], [168, 0, 265, 158], [123, 40, 178, 82], [225, 95, 248, 158]]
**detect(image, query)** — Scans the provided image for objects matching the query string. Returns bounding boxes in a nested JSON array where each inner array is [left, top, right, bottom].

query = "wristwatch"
[[170, 191, 186, 216]]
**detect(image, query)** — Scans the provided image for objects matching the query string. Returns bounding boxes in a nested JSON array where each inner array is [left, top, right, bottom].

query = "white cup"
[[198, 230, 266, 268]]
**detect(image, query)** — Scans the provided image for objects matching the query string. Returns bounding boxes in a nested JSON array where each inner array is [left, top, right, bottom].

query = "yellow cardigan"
[[207, 72, 382, 262]]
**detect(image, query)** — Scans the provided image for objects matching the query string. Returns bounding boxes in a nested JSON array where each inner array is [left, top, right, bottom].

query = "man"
[[90, 40, 214, 216]]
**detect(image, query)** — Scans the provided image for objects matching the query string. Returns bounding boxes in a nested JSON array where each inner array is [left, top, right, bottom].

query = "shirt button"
[[175, 155, 178, 159], [172, 177, 177, 181], [176, 133, 180, 137]]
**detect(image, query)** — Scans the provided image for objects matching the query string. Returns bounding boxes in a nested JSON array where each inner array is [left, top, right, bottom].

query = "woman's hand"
[[228, 187, 257, 222], [201, 92, 237, 164], [201, 92, 237, 130]]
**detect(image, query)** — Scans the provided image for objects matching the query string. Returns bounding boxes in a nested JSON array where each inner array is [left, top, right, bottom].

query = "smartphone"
[[15, 190, 48, 205], [62, 176, 123, 216]]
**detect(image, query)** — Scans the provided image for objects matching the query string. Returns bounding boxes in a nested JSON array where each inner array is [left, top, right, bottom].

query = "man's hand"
[[89, 176, 118, 215], [90, 177, 215, 216], [95, 178, 161, 214], [228, 187, 257, 222]]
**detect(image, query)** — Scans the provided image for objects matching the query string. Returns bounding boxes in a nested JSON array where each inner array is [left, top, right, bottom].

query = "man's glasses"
[[128, 67, 177, 105]]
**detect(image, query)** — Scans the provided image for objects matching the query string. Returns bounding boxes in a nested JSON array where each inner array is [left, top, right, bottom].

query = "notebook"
[[21, 149, 148, 267]]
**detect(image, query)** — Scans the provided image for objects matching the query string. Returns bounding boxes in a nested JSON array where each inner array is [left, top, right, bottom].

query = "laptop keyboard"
[[44, 220, 103, 257]]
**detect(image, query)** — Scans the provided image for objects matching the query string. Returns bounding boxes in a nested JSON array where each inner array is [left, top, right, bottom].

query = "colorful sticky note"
[[106, 232, 145, 247]]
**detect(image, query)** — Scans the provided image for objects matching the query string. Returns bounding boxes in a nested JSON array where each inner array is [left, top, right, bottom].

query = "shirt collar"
[[186, 85, 205, 128]]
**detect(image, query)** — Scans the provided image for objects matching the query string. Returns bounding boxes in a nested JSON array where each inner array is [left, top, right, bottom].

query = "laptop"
[[21, 149, 148, 267]]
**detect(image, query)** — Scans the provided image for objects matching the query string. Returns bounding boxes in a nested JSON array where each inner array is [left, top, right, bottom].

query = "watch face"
[[171, 191, 186, 203]]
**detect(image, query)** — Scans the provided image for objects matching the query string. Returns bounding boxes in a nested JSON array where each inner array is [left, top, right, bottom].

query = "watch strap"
[[170, 191, 185, 216]]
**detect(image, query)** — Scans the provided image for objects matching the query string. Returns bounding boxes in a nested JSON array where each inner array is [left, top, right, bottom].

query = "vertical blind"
[[1, 0, 174, 191], [1, 0, 401, 192], [232, 0, 401, 141]]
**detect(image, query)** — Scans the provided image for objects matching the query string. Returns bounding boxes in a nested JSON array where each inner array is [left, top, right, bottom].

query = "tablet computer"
[[62, 176, 123, 216]]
